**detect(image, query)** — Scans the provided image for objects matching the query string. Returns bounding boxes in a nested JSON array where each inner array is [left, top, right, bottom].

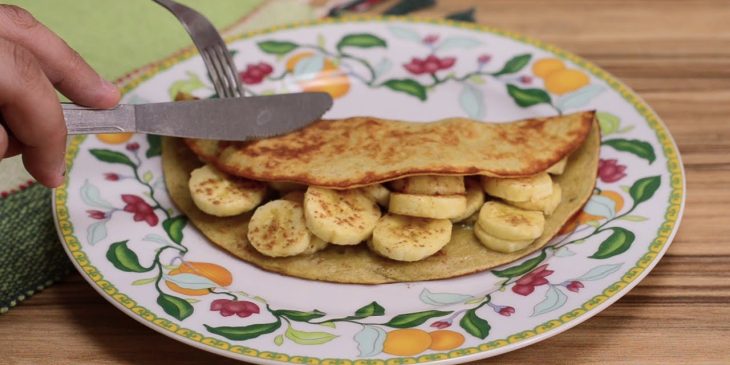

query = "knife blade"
[[62, 92, 333, 141]]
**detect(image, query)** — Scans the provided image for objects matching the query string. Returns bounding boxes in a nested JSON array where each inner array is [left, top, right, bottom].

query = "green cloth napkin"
[[0, 0, 329, 313]]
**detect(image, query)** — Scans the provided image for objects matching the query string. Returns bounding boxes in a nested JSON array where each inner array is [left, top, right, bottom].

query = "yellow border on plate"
[[54, 16, 684, 363]]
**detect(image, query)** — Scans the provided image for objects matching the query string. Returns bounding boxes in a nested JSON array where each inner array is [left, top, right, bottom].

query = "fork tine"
[[214, 45, 243, 97], [153, 0, 241, 98], [201, 50, 225, 97], [206, 47, 232, 98]]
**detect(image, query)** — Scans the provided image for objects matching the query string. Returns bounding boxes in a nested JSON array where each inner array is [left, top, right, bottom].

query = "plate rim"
[[53, 15, 686, 364]]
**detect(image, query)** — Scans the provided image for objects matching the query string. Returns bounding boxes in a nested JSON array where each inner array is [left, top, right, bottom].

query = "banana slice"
[[247, 200, 311, 257], [280, 190, 330, 254], [361, 183, 391, 207], [369, 214, 452, 261], [269, 181, 306, 193], [481, 172, 552, 202], [389, 175, 465, 195], [451, 178, 485, 223], [304, 187, 381, 245], [189, 164, 267, 217], [477, 201, 545, 240], [389, 193, 467, 219], [473, 223, 533, 253], [508, 182, 562, 215], [547, 158, 567, 175], [301, 235, 329, 255]]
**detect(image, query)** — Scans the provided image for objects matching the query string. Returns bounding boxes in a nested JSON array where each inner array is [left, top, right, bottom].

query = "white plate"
[[54, 17, 685, 363]]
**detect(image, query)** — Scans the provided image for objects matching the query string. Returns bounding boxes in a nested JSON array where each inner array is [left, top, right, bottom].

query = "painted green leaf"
[[257, 40, 299, 55], [383, 79, 427, 101], [272, 309, 326, 322], [492, 250, 547, 278], [384, 310, 451, 328], [384, 0, 436, 15], [494, 54, 531, 76], [185, 298, 201, 304], [319, 321, 336, 328], [602, 139, 656, 164], [316, 34, 326, 48], [162, 216, 187, 244], [459, 308, 490, 339], [336, 33, 387, 52], [619, 215, 649, 222], [131, 277, 157, 286], [285, 326, 337, 345], [590, 227, 635, 259], [629, 176, 661, 205], [596, 111, 620, 135], [274, 334, 284, 346], [142, 171, 153, 183], [146, 135, 162, 158], [445, 7, 475, 22], [106, 241, 150, 272], [506, 84, 551, 107], [468, 74, 485, 84], [90, 149, 135, 168], [167, 71, 205, 99], [157, 293, 194, 320], [205, 320, 281, 341], [354, 301, 385, 318]]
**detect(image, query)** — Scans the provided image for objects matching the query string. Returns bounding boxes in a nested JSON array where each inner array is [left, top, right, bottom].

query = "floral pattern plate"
[[54, 17, 685, 363]]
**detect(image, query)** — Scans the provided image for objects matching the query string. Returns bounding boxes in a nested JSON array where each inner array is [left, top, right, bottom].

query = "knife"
[[62, 92, 333, 141]]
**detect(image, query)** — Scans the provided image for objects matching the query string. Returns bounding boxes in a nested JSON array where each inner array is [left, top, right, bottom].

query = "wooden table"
[[2, 1, 730, 364]]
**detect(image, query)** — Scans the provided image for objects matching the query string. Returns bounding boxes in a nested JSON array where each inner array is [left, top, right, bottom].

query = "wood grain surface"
[[2, 1, 730, 364]]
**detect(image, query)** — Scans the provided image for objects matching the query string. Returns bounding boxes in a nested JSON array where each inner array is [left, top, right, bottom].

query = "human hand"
[[0, 5, 121, 187]]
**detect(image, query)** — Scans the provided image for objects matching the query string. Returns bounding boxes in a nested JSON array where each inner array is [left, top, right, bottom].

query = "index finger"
[[0, 38, 66, 187], [0, 5, 120, 108]]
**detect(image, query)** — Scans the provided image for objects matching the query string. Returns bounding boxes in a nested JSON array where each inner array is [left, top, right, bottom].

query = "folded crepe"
[[162, 111, 599, 284]]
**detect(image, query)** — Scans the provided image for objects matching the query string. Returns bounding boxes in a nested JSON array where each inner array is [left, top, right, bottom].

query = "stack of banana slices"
[[187, 157, 567, 262]]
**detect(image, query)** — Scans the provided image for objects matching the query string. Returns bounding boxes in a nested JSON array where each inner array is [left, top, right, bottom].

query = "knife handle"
[[63, 103, 136, 135]]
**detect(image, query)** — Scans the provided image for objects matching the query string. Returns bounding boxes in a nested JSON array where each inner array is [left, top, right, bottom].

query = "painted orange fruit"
[[286, 51, 350, 99], [429, 330, 465, 351], [165, 261, 233, 296], [382, 328, 432, 356], [532, 58, 565, 79], [96, 133, 133, 144], [544, 69, 590, 95]]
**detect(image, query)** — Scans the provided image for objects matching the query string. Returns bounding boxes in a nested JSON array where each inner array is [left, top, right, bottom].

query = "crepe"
[[186, 111, 593, 189], [162, 112, 600, 284]]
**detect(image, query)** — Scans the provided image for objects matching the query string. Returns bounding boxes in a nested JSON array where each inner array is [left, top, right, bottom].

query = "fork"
[[152, 0, 244, 98]]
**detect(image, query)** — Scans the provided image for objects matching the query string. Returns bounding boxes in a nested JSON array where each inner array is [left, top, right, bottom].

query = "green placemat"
[[0, 0, 333, 313]]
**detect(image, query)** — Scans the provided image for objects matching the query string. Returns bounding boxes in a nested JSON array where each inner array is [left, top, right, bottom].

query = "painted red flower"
[[210, 299, 260, 317], [239, 62, 274, 84], [430, 320, 451, 329], [126, 142, 140, 151], [477, 54, 491, 64], [423, 34, 439, 45], [565, 281, 584, 293], [121, 194, 158, 226], [403, 55, 456, 75], [498, 306, 516, 316], [520, 75, 533, 85], [512, 264, 554, 296], [104, 173, 119, 181], [86, 210, 106, 220], [598, 159, 627, 183]]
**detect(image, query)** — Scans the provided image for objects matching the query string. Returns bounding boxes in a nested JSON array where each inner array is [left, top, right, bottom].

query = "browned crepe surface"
[[186, 111, 594, 189], [163, 116, 600, 284]]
